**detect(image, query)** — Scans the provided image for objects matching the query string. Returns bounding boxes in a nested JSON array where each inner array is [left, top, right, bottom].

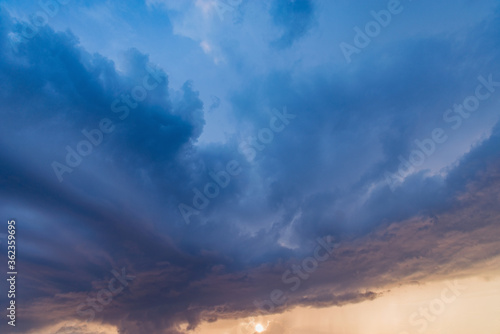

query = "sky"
[[0, 0, 500, 333]]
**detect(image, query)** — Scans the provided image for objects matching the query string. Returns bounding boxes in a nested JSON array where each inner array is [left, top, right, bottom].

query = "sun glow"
[[255, 323, 265, 333]]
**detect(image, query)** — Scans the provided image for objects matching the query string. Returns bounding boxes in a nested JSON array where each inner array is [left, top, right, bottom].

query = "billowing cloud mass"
[[0, 0, 499, 333]]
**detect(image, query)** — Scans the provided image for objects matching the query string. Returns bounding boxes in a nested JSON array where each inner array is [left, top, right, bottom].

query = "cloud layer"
[[0, 1, 499, 333]]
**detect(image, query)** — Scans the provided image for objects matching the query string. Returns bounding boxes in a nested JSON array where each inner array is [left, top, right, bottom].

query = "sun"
[[254, 323, 265, 333]]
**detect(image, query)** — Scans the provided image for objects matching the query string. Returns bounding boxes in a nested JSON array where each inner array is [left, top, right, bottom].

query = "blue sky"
[[1, 0, 500, 333]]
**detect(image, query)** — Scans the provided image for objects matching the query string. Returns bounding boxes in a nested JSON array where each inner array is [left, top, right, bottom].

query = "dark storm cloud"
[[0, 8, 210, 332], [0, 2, 500, 334], [224, 4, 500, 244]]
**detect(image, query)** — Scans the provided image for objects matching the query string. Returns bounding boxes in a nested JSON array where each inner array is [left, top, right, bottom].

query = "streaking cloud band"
[[0, 0, 499, 333]]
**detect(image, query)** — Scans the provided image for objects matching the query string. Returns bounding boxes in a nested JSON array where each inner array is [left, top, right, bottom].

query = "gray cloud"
[[1, 2, 500, 334]]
